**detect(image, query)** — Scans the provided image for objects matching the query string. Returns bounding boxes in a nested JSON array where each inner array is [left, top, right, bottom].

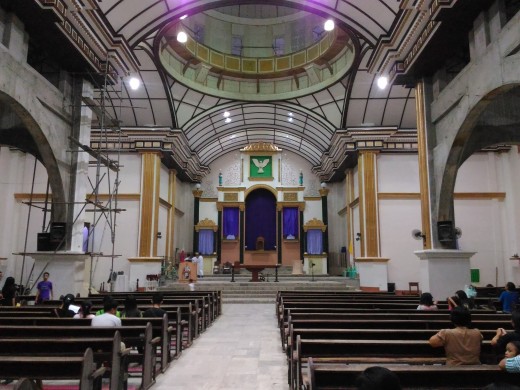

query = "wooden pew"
[[0, 348, 105, 390], [0, 319, 161, 389], [0, 335, 126, 390], [306, 359, 518, 390], [294, 337, 497, 390]]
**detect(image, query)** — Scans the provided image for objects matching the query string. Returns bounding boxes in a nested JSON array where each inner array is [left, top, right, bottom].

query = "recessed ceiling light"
[[324, 20, 335, 31], [377, 76, 388, 90], [288, 117, 293, 122], [177, 31, 188, 43], [288, 112, 293, 116], [128, 77, 140, 90], [223, 111, 230, 118], [230, 134, 235, 139], [225, 118, 232, 123], [180, 14, 188, 20]]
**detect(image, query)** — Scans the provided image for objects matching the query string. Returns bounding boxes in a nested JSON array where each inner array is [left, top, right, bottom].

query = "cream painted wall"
[[304, 200, 322, 222], [174, 178, 195, 253], [378, 154, 420, 192], [455, 152, 501, 192], [327, 182, 348, 254], [379, 199, 422, 291], [199, 202, 218, 224]]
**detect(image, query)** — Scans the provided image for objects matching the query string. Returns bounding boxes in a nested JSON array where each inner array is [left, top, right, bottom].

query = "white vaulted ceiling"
[[93, 1, 417, 171]]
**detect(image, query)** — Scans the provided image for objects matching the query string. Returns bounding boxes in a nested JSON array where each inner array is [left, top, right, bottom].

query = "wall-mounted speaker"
[[437, 221, 454, 243]]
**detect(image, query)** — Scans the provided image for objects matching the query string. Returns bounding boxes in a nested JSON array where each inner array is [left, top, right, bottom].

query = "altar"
[[232, 263, 279, 282]]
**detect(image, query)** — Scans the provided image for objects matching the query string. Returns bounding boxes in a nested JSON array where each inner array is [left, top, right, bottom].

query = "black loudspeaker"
[[437, 221, 454, 243], [37, 233, 51, 251], [49, 222, 66, 250]]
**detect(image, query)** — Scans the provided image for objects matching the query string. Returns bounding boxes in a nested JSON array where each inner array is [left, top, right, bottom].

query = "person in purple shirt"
[[35, 272, 53, 304]]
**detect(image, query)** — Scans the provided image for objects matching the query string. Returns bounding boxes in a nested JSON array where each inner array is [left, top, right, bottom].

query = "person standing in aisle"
[[197, 252, 204, 279], [35, 272, 53, 304]]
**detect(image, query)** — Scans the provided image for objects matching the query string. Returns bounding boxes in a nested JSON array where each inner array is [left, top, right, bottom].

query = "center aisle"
[[154, 303, 289, 390]]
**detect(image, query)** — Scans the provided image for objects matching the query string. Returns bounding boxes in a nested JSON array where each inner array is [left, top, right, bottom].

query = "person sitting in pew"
[[143, 293, 167, 318], [499, 340, 520, 373], [498, 282, 519, 314], [92, 298, 121, 327], [54, 294, 76, 318], [96, 295, 121, 317], [73, 300, 95, 319], [354, 366, 402, 390], [121, 295, 142, 318], [491, 310, 520, 359], [429, 306, 483, 366], [417, 292, 438, 311]]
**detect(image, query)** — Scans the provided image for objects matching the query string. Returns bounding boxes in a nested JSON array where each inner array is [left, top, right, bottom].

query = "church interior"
[[1, 0, 519, 299]]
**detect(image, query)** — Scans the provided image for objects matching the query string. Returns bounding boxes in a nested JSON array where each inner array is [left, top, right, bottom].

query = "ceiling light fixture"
[[288, 112, 293, 116], [324, 19, 335, 31], [180, 14, 188, 20], [223, 111, 230, 118], [177, 31, 188, 43], [377, 76, 388, 90], [288, 117, 293, 122], [225, 117, 232, 123], [128, 77, 140, 90]]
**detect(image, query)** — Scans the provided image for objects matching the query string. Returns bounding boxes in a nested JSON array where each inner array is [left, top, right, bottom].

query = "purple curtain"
[[283, 207, 298, 238], [223, 207, 239, 238], [307, 229, 322, 254], [245, 189, 276, 250], [198, 230, 214, 255]]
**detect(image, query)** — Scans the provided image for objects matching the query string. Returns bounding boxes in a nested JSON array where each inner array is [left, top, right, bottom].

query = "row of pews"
[[277, 290, 517, 390], [0, 290, 221, 390]]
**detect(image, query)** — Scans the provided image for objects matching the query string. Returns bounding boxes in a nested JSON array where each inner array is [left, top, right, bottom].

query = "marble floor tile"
[[154, 304, 289, 390]]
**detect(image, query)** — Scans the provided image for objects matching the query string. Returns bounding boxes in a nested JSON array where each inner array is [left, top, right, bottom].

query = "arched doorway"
[[245, 188, 277, 253]]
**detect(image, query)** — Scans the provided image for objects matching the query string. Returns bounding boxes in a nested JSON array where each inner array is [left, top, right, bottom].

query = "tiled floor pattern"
[[154, 303, 289, 390]]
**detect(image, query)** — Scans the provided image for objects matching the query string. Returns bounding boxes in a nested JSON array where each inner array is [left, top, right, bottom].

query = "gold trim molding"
[[277, 202, 305, 211], [217, 202, 245, 211], [355, 257, 390, 263], [249, 176, 274, 181], [128, 257, 164, 263], [195, 218, 218, 232], [303, 218, 327, 232], [240, 142, 282, 153]]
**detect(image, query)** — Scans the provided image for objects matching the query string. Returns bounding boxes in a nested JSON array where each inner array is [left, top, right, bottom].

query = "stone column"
[[357, 150, 380, 258], [416, 79, 433, 249], [192, 188, 202, 253], [356, 150, 389, 290], [320, 187, 329, 254], [166, 170, 177, 260], [277, 208, 282, 264], [138, 152, 161, 257]]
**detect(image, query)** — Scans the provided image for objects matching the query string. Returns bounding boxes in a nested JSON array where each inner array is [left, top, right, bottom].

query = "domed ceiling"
[[86, 1, 418, 179]]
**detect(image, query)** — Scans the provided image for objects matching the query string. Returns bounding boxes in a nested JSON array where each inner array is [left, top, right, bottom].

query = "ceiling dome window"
[[156, 5, 357, 101]]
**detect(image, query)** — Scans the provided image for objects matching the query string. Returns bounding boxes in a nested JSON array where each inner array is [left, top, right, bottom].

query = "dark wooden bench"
[[306, 359, 518, 390], [294, 337, 496, 390], [0, 334, 124, 390], [0, 348, 105, 390], [0, 318, 162, 389]]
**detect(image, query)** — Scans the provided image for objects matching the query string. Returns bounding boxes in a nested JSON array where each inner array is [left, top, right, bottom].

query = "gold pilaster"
[[166, 170, 177, 259], [416, 80, 432, 249], [139, 152, 161, 257], [357, 150, 380, 257]]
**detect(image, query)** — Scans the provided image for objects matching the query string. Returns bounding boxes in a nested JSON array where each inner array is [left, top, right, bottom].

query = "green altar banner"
[[249, 156, 272, 179]]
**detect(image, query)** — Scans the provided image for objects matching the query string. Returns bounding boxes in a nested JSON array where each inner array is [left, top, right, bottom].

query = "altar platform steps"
[[160, 275, 360, 303]]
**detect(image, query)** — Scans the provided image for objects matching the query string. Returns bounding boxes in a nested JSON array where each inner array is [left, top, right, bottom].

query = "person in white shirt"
[[92, 298, 121, 327], [197, 252, 204, 279]]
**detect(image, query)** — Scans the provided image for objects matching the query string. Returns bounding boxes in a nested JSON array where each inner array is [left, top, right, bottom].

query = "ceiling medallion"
[[156, 6, 357, 101]]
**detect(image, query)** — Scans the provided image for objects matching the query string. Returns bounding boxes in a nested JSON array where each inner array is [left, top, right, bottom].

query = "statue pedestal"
[[303, 255, 327, 275], [19, 252, 91, 297], [356, 258, 389, 291], [415, 250, 474, 301]]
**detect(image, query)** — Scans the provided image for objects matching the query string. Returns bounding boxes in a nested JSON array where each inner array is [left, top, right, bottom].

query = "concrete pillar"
[[192, 187, 202, 254], [69, 80, 93, 252], [416, 250, 474, 302], [138, 152, 161, 257], [416, 80, 433, 249], [357, 150, 380, 257], [2, 12, 29, 62], [166, 170, 177, 260]]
